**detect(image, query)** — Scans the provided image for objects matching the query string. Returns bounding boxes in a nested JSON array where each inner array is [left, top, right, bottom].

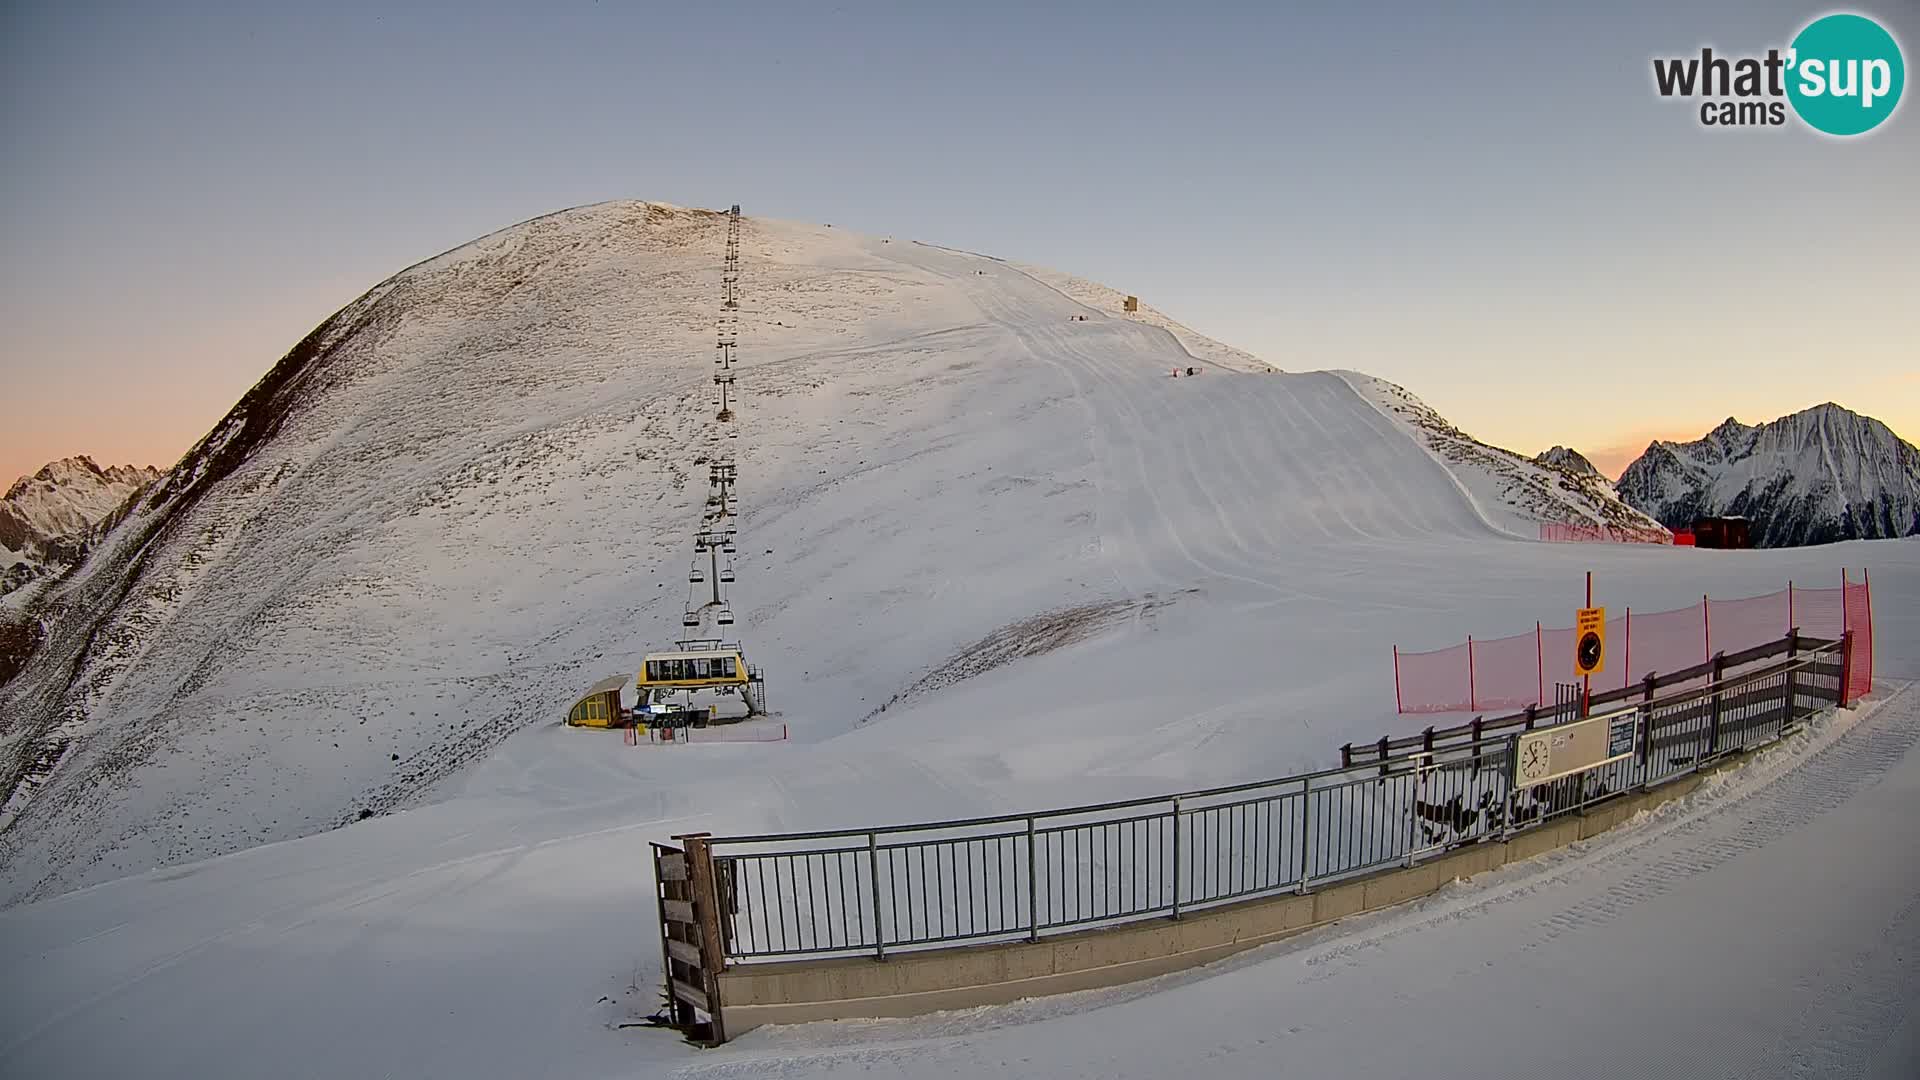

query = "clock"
[[1519, 738, 1551, 782]]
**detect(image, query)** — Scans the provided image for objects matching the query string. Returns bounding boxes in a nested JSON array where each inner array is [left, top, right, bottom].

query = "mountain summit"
[[1534, 446, 1602, 479], [1616, 403, 1920, 546], [2, 456, 162, 596]]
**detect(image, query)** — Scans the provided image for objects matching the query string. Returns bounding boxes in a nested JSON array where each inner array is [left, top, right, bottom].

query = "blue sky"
[[3, 0, 1916, 483]]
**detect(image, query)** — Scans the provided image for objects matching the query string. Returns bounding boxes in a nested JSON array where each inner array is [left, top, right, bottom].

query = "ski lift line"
[[649, 199, 762, 696]]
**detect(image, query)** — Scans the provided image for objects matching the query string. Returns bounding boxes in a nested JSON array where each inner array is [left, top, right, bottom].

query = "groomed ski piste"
[[1, 203, 1914, 1078]]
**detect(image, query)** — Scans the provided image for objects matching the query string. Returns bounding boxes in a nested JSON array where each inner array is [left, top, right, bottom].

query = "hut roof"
[[571, 675, 627, 708]]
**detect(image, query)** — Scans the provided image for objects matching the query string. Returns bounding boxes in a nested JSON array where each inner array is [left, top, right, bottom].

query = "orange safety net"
[[1394, 575, 1873, 714]]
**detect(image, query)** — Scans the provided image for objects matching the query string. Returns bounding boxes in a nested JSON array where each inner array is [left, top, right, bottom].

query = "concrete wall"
[[716, 766, 1733, 1035]]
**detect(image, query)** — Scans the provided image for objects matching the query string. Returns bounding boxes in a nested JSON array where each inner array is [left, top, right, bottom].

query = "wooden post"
[[676, 832, 728, 1044], [1470, 716, 1485, 778], [1377, 736, 1391, 777], [652, 843, 696, 1031], [1524, 704, 1537, 730]]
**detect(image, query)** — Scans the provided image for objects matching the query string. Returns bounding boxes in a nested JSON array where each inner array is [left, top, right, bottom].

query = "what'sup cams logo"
[[1653, 11, 1905, 135]]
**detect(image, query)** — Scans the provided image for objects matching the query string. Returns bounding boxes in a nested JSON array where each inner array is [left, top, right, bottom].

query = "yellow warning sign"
[[1574, 606, 1606, 676]]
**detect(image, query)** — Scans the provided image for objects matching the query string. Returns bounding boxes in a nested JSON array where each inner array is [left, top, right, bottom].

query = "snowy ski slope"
[[3, 201, 1638, 904], [0, 201, 1914, 1077], [0, 553, 1909, 1079]]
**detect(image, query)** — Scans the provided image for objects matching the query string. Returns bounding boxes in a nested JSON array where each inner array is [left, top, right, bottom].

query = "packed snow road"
[[679, 682, 1920, 1080]]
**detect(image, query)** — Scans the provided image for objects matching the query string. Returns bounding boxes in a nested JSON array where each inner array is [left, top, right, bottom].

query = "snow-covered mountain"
[[1, 457, 162, 596], [1535, 445, 1602, 479], [0, 199, 1914, 1080], [1337, 375, 1668, 539], [1616, 404, 1920, 547], [1, 201, 1676, 904]]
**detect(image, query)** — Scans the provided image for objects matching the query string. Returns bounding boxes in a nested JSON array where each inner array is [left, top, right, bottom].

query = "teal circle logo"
[[1787, 13, 1905, 135]]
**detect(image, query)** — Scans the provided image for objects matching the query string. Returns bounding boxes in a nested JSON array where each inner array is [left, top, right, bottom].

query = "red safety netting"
[[1394, 575, 1876, 714], [1538, 522, 1673, 544], [1844, 575, 1874, 702], [1468, 630, 1542, 712], [1793, 585, 1846, 641], [1626, 602, 1712, 692], [1394, 640, 1471, 714]]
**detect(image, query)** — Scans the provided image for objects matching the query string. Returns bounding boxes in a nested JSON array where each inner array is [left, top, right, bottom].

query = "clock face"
[[1577, 631, 1603, 673], [1520, 740, 1550, 780]]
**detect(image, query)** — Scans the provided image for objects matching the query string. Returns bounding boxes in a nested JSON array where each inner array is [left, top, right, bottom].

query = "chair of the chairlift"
[[716, 609, 734, 626], [681, 611, 701, 627], [690, 568, 705, 583]]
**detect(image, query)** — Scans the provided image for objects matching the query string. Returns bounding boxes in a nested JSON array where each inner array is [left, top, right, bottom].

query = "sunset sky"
[[3, 1, 1916, 488]]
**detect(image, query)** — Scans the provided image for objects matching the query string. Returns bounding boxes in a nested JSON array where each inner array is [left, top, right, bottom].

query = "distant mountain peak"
[[1535, 445, 1602, 478], [1617, 403, 1920, 546], [2, 456, 163, 596]]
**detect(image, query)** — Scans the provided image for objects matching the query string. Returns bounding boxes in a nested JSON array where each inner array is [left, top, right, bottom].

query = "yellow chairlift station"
[[636, 647, 750, 691]]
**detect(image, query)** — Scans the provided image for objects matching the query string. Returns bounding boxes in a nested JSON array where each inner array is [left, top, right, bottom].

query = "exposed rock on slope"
[[1338, 374, 1668, 539]]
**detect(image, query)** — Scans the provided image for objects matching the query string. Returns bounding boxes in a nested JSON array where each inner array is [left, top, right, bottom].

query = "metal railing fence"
[[702, 638, 1846, 963]]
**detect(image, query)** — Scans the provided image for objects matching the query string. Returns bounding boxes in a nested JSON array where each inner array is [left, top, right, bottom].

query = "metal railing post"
[[1026, 816, 1039, 942], [1406, 755, 1423, 867], [1839, 630, 1855, 708], [867, 831, 884, 961], [1706, 652, 1726, 757], [1637, 703, 1653, 789], [1170, 796, 1183, 919], [1296, 780, 1312, 893], [1782, 629, 1799, 735]]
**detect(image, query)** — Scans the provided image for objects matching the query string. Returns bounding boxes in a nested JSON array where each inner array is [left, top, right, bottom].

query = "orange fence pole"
[[1867, 569, 1875, 692], [1468, 636, 1477, 712], [1702, 593, 1712, 666], [1535, 621, 1544, 706], [1623, 608, 1632, 690], [1393, 646, 1402, 714]]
